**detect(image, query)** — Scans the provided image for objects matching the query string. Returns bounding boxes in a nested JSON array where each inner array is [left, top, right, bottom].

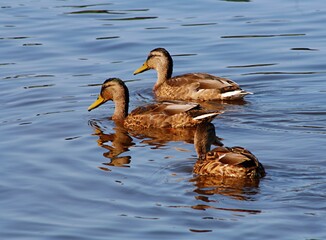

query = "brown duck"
[[193, 122, 265, 179], [134, 48, 251, 101], [88, 78, 222, 130]]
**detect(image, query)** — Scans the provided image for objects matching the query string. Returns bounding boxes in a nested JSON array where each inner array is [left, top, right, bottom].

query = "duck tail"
[[193, 112, 220, 121], [221, 90, 253, 100]]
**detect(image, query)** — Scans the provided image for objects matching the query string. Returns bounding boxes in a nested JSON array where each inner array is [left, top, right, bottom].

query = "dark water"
[[1, 0, 325, 239]]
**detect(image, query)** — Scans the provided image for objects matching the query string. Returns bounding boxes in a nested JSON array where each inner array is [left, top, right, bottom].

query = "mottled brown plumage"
[[193, 122, 265, 179], [88, 78, 222, 130], [134, 48, 251, 101]]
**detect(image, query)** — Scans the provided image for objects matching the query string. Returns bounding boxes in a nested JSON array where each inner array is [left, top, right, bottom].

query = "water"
[[1, 0, 325, 239]]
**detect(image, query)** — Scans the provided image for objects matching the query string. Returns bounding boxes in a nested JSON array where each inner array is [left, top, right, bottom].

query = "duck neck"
[[194, 123, 213, 160], [112, 87, 129, 122], [155, 59, 173, 89], [195, 139, 210, 161]]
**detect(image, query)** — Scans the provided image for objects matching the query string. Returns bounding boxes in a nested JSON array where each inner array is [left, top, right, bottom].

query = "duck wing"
[[210, 146, 257, 167], [168, 73, 241, 92], [127, 102, 220, 129], [129, 102, 198, 116]]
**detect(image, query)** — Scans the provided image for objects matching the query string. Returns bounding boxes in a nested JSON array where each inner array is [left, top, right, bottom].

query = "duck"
[[88, 78, 222, 130], [133, 48, 252, 101], [193, 122, 265, 179]]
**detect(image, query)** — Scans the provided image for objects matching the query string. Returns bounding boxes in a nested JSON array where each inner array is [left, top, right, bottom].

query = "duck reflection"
[[191, 122, 265, 200], [191, 175, 261, 201], [129, 127, 196, 147], [88, 119, 134, 169], [88, 119, 203, 169], [197, 99, 247, 111]]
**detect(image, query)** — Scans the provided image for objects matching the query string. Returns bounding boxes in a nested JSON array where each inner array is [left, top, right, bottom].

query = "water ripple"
[[221, 33, 306, 38], [1, 0, 326, 239]]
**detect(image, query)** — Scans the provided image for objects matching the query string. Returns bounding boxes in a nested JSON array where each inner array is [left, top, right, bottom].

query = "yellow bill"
[[133, 62, 150, 75], [88, 94, 105, 111]]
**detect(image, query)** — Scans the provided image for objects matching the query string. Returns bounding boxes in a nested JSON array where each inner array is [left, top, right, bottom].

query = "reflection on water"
[[89, 119, 134, 169], [96, 36, 120, 40], [89, 116, 263, 203], [169, 201, 261, 214], [24, 84, 55, 89], [181, 23, 217, 27], [57, 3, 113, 9], [191, 175, 261, 201], [129, 127, 196, 146], [3, 74, 55, 80], [66, 10, 124, 15], [88, 119, 200, 169], [227, 63, 277, 68], [243, 71, 325, 76], [104, 16, 158, 21], [197, 99, 247, 110], [223, 0, 251, 2], [89, 118, 198, 164], [221, 33, 306, 38], [290, 47, 318, 51]]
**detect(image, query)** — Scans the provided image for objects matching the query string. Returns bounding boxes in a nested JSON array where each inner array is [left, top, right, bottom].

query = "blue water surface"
[[1, 0, 325, 239]]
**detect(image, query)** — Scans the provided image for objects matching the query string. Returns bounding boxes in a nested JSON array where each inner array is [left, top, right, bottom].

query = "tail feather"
[[193, 112, 220, 121], [221, 90, 253, 100]]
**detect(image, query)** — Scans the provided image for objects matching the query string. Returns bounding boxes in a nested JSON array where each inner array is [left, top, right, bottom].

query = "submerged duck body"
[[88, 78, 221, 130], [193, 123, 265, 179], [134, 48, 251, 101]]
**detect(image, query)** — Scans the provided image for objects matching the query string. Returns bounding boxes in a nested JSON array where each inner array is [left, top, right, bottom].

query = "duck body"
[[153, 73, 247, 101], [194, 123, 265, 179], [194, 146, 266, 179], [125, 103, 219, 129], [88, 78, 221, 130], [134, 48, 251, 101]]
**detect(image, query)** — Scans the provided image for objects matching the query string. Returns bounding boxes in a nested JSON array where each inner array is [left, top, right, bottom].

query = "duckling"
[[134, 48, 251, 101], [88, 78, 222, 130], [193, 122, 265, 179]]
